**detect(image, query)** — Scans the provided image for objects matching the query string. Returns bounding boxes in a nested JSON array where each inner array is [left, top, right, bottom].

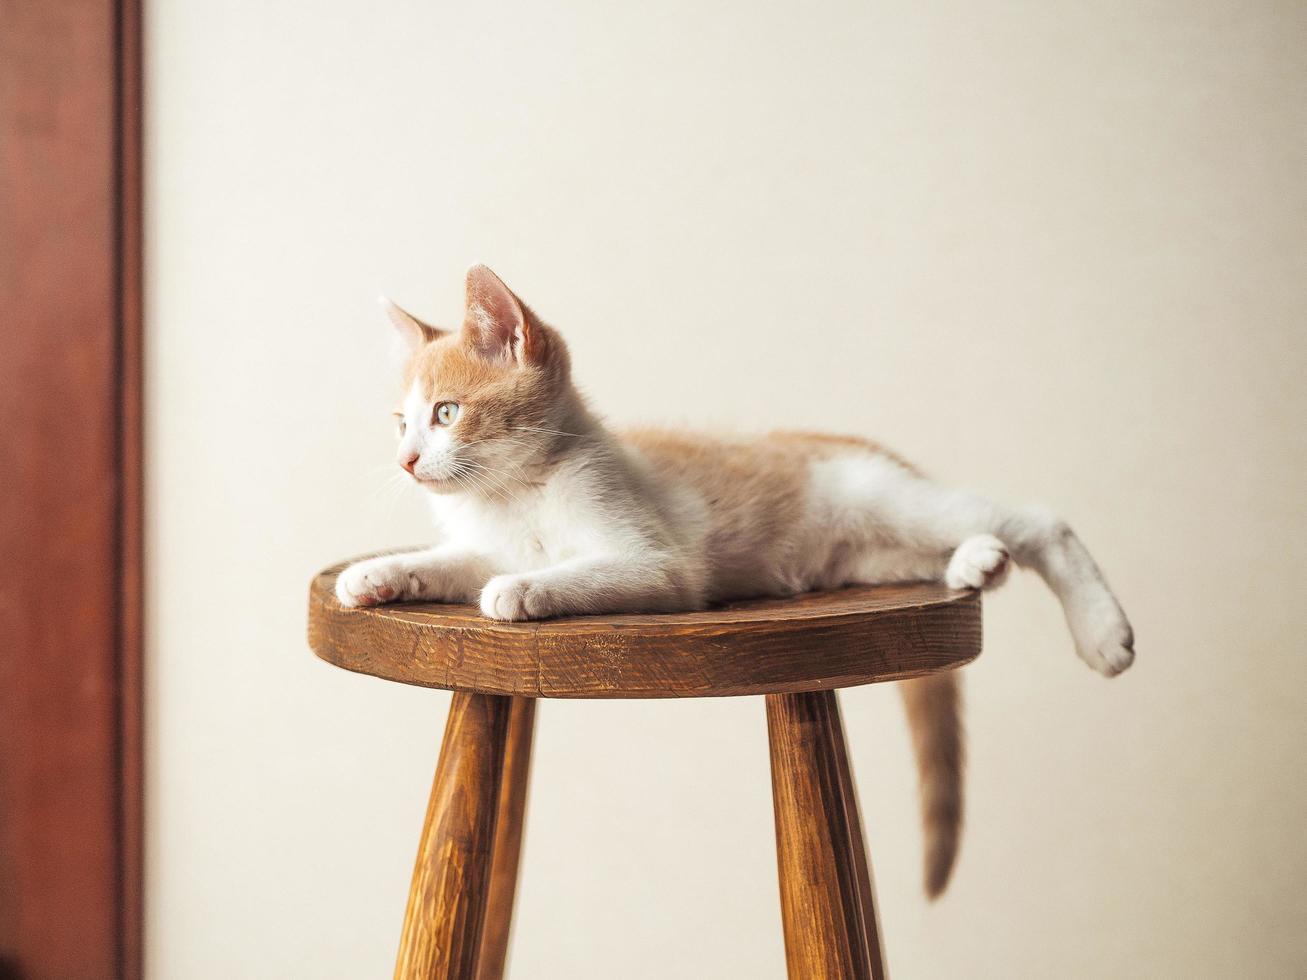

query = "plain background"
[[145, 1, 1306, 977]]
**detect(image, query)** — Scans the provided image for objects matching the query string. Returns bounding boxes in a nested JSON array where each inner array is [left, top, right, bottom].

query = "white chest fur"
[[428, 476, 596, 571], [430, 494, 540, 567]]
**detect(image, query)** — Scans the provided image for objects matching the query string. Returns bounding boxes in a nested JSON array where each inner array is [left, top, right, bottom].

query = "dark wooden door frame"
[[0, 1, 143, 978]]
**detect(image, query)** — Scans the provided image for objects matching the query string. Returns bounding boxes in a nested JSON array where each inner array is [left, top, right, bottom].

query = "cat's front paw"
[[945, 534, 1011, 590], [480, 574, 556, 621], [336, 556, 410, 608]]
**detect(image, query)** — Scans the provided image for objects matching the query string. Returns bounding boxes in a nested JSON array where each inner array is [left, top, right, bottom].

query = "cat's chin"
[[414, 476, 463, 495]]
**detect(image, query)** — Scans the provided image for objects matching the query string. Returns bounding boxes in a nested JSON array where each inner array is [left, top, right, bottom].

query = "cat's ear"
[[462, 264, 540, 366], [380, 296, 446, 352]]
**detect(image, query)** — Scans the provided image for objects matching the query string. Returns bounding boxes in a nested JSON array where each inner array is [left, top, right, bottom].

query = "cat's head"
[[381, 265, 578, 495]]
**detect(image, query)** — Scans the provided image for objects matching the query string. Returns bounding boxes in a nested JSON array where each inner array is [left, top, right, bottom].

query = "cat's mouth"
[[411, 473, 461, 494]]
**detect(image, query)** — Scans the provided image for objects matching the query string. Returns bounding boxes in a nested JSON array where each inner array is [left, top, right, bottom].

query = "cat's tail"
[[899, 670, 964, 899]]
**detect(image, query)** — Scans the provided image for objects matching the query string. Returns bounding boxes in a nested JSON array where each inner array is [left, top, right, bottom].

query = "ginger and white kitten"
[[338, 264, 1135, 896]]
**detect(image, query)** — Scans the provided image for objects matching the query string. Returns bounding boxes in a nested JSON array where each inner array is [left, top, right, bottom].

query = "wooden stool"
[[308, 558, 981, 980]]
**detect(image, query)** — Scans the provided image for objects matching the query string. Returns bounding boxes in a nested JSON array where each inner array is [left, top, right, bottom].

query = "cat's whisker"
[[456, 459, 532, 499], [512, 425, 584, 438], [456, 454, 529, 478], [460, 467, 515, 505], [449, 458, 515, 503], [462, 460, 530, 485], [449, 471, 485, 499], [465, 452, 541, 486], [492, 434, 582, 469], [469, 466, 529, 505], [465, 468, 525, 505], [370, 469, 411, 502], [376, 473, 416, 513], [484, 436, 544, 454]]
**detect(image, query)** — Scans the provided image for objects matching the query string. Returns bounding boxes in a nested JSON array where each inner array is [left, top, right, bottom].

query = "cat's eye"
[[395, 416, 406, 437], [434, 402, 460, 426]]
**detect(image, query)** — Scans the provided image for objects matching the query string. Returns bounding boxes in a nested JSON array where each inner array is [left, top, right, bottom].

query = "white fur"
[[945, 534, 1011, 590]]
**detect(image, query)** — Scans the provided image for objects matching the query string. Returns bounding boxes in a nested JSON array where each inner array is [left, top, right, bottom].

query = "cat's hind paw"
[[945, 534, 1011, 591], [1067, 595, 1136, 677]]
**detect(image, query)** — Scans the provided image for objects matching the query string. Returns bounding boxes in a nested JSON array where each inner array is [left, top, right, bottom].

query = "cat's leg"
[[1011, 517, 1135, 676], [479, 554, 698, 621], [846, 547, 952, 586], [846, 538, 1010, 591], [336, 546, 498, 607], [919, 493, 1132, 675], [830, 456, 1134, 675]]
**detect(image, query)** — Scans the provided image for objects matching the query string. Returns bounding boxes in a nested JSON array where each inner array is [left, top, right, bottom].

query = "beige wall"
[[145, 1, 1307, 977]]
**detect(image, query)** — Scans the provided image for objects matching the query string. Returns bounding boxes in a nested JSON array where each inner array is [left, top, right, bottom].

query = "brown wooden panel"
[[116, 0, 145, 975], [0, 0, 142, 976]]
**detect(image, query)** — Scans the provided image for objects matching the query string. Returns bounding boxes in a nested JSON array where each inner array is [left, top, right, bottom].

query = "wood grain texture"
[[396, 693, 513, 980], [767, 691, 885, 980], [827, 695, 885, 974], [475, 698, 535, 980], [308, 557, 982, 698], [0, 0, 142, 976]]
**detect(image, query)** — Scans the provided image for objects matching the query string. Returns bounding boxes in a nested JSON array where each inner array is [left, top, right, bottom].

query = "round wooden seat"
[[308, 557, 982, 698]]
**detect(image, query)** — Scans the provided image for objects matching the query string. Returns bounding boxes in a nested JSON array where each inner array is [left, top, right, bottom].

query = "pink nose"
[[401, 452, 419, 475]]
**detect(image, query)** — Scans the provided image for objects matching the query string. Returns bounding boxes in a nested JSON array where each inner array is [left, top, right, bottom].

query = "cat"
[[337, 264, 1135, 897]]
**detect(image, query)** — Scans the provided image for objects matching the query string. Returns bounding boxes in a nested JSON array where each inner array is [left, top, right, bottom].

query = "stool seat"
[[308, 555, 982, 699]]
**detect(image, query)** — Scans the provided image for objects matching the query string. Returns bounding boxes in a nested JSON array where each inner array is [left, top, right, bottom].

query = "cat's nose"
[[400, 452, 419, 475]]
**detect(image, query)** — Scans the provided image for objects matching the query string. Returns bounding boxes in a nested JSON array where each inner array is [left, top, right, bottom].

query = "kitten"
[[337, 264, 1135, 897]]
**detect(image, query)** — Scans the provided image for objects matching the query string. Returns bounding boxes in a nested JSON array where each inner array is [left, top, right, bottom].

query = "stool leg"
[[395, 692, 515, 980], [476, 697, 536, 980], [766, 690, 886, 980]]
